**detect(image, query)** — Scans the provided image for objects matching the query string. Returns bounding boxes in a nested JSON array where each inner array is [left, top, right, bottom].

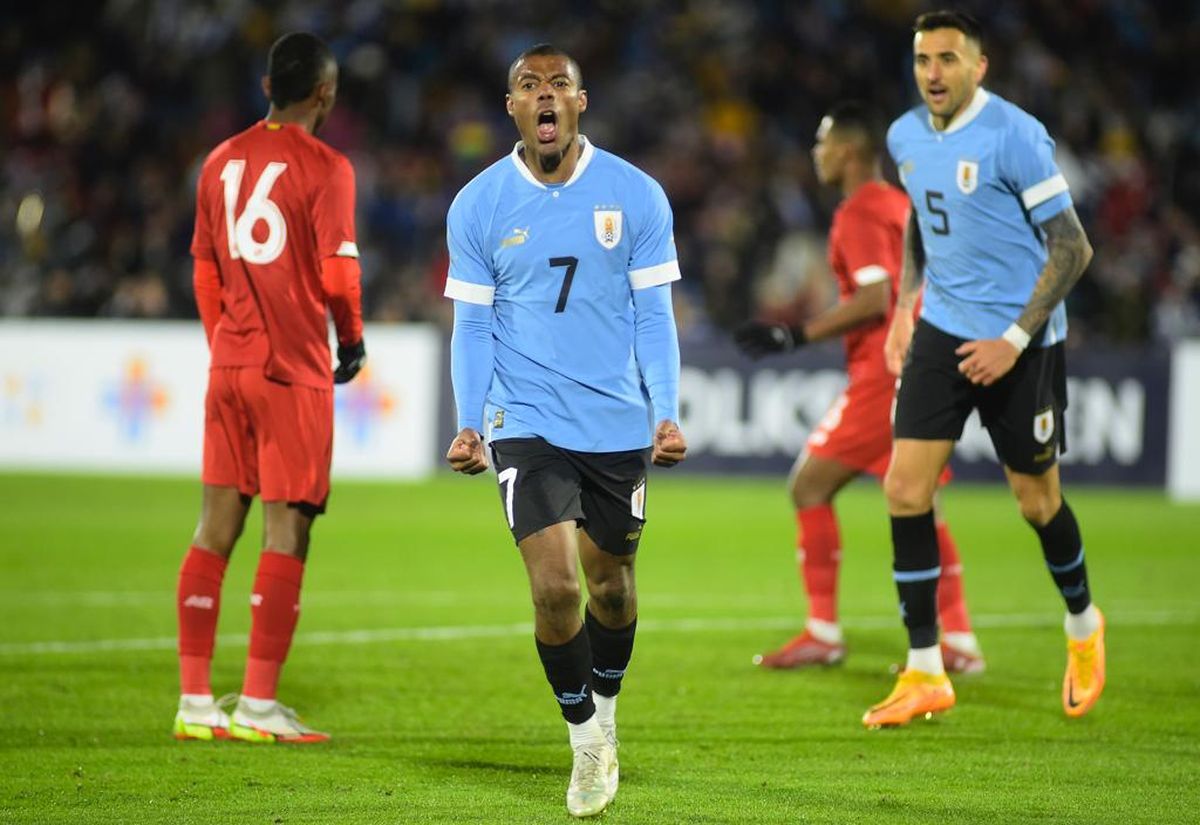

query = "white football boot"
[[172, 693, 232, 741], [229, 697, 329, 744]]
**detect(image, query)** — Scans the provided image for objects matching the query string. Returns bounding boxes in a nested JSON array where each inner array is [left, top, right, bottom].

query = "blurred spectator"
[[1, 0, 1198, 345]]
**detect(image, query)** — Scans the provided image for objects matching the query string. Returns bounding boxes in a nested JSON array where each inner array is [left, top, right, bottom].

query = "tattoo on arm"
[[897, 209, 924, 310], [1016, 206, 1094, 335]]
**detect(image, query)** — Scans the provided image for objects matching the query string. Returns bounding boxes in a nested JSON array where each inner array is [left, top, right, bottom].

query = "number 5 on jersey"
[[220, 160, 289, 264]]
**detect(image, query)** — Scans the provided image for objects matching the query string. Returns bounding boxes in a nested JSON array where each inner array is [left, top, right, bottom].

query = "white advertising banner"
[[0, 320, 441, 479], [1168, 340, 1200, 501]]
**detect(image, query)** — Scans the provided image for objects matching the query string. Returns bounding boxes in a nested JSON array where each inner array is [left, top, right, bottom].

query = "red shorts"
[[806, 375, 952, 483], [202, 367, 333, 512]]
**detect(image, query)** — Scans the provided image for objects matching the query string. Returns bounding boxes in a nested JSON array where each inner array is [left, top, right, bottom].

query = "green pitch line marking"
[[0, 609, 1194, 656]]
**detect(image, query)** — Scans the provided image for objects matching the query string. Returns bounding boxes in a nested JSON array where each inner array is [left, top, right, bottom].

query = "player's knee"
[[192, 520, 241, 558], [883, 471, 933, 515], [531, 574, 582, 618], [790, 476, 827, 510], [1016, 491, 1060, 528], [588, 576, 633, 618]]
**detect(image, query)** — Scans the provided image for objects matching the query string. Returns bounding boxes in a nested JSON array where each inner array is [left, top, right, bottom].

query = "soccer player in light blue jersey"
[[863, 10, 1106, 728], [442, 44, 687, 818]]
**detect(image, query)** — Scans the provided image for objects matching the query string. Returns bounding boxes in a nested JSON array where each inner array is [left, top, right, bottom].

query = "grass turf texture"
[[0, 472, 1196, 824]]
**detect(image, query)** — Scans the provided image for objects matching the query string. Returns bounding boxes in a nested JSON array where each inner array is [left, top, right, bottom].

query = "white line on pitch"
[[0, 610, 1194, 656]]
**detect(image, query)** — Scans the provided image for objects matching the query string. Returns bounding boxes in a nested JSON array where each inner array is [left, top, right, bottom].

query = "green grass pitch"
[[0, 472, 1197, 823]]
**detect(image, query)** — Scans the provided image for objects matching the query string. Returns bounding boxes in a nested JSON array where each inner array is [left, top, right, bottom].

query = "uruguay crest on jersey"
[[594, 208, 622, 249], [957, 159, 979, 194]]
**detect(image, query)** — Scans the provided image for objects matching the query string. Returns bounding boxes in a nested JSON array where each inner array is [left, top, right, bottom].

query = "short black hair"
[[825, 100, 883, 158], [267, 32, 334, 109], [507, 43, 582, 90], [913, 9, 985, 51]]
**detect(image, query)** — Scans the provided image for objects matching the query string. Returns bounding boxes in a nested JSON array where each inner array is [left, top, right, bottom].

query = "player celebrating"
[[864, 10, 1104, 728], [735, 102, 984, 674], [444, 44, 686, 818], [173, 32, 365, 744]]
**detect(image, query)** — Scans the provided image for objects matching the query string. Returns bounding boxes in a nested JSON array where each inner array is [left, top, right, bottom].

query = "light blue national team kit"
[[888, 88, 1074, 344], [445, 137, 680, 453]]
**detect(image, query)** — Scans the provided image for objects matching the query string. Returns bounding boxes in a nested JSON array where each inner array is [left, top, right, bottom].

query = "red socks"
[[936, 521, 972, 634], [797, 505, 841, 624], [242, 551, 305, 701], [177, 546, 228, 695]]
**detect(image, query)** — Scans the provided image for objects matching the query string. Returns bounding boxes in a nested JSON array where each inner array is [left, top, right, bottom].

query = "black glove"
[[733, 320, 807, 358], [333, 339, 366, 384]]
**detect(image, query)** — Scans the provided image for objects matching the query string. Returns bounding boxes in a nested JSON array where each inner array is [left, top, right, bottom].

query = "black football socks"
[[585, 609, 636, 698], [1031, 499, 1091, 615], [535, 625, 595, 724], [891, 511, 942, 649]]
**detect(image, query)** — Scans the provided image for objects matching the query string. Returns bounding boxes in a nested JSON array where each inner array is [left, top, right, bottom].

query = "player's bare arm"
[[736, 279, 889, 358], [446, 427, 489, 474], [884, 209, 923, 376], [807, 280, 890, 340], [956, 206, 1093, 386], [651, 420, 687, 467]]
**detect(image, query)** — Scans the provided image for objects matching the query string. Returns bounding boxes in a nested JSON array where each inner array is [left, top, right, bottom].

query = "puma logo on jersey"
[[500, 227, 529, 248]]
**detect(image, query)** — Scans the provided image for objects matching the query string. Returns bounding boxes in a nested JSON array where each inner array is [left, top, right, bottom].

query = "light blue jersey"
[[888, 88, 1072, 345], [445, 137, 681, 452]]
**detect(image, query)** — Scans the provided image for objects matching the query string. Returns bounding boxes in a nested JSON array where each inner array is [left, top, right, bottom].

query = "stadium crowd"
[[2, 0, 1198, 344]]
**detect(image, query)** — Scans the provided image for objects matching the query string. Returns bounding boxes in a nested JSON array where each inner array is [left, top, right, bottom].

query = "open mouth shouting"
[[536, 109, 558, 144], [926, 85, 949, 107]]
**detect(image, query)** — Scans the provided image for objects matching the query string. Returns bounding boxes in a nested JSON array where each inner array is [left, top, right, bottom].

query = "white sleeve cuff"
[[1021, 174, 1069, 210], [852, 265, 890, 286], [444, 276, 495, 306], [628, 260, 681, 290], [334, 241, 360, 258]]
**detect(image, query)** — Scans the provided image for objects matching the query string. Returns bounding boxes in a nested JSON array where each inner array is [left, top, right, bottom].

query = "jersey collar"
[[930, 87, 990, 135], [509, 135, 595, 189]]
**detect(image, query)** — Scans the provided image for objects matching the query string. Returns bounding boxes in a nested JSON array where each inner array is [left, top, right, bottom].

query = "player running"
[[173, 32, 365, 744], [444, 44, 686, 818], [735, 102, 984, 674], [864, 10, 1105, 728]]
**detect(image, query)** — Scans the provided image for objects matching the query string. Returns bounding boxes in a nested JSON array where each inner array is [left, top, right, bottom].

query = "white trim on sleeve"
[[334, 241, 360, 258], [1021, 174, 1069, 210], [628, 260, 682, 290], [852, 265, 890, 286], [444, 277, 495, 306]]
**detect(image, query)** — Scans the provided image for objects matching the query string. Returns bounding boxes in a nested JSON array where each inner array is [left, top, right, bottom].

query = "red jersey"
[[826, 180, 910, 384], [191, 121, 359, 388]]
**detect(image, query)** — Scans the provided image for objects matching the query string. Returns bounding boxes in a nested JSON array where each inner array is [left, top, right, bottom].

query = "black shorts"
[[894, 319, 1069, 475], [488, 437, 652, 556]]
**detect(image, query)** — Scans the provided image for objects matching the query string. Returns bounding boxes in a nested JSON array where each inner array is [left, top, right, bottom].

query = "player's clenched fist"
[[651, 420, 687, 467], [446, 427, 489, 474]]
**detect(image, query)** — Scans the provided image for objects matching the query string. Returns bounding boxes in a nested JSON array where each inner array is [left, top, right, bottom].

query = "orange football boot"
[[1063, 608, 1106, 718], [863, 669, 956, 728]]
